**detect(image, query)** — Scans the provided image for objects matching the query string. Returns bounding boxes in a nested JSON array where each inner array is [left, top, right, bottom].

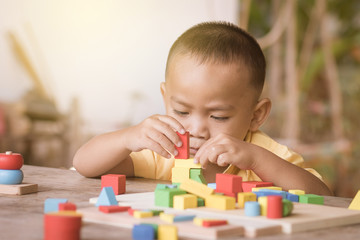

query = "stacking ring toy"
[[0, 169, 23, 184], [0, 151, 24, 170]]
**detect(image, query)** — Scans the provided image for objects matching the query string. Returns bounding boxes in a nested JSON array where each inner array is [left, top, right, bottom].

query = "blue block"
[[256, 189, 287, 198], [207, 183, 217, 189], [44, 198, 68, 213], [173, 214, 196, 222], [132, 224, 155, 240], [96, 187, 118, 206], [286, 193, 299, 202], [245, 201, 260, 217]]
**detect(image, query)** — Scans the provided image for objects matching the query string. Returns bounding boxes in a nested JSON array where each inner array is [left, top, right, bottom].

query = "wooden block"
[[190, 168, 207, 184], [158, 224, 178, 240], [237, 192, 257, 208], [98, 205, 131, 213], [44, 198, 68, 213], [288, 189, 305, 195], [258, 196, 268, 216], [242, 181, 273, 192], [95, 187, 118, 207], [244, 201, 260, 216], [179, 179, 214, 199], [44, 211, 82, 240], [349, 190, 360, 210], [252, 186, 282, 192], [202, 219, 228, 227], [175, 131, 189, 159], [101, 174, 126, 195], [174, 159, 201, 169], [59, 202, 77, 211], [133, 210, 153, 218], [160, 212, 175, 223], [267, 196, 283, 219], [155, 188, 186, 207], [173, 194, 197, 210], [282, 199, 294, 217], [132, 224, 155, 240], [205, 195, 235, 210], [216, 173, 242, 193], [171, 167, 190, 183], [0, 182, 38, 195], [255, 189, 287, 198], [286, 193, 299, 202], [299, 194, 324, 205]]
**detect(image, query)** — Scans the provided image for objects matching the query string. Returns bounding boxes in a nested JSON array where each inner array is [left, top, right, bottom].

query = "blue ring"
[[0, 169, 23, 184]]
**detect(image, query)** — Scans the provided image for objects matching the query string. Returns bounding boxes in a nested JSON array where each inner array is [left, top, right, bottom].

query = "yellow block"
[[288, 189, 305, 195], [173, 194, 197, 210], [158, 224, 178, 240], [133, 211, 153, 218], [180, 179, 214, 199], [258, 196, 268, 216], [171, 167, 190, 183], [160, 212, 175, 223], [205, 194, 235, 210], [174, 159, 201, 168], [252, 186, 282, 192], [238, 192, 257, 208], [349, 190, 360, 210]]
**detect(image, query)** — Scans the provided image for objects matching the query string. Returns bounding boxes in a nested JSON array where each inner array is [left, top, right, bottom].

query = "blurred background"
[[0, 0, 359, 197]]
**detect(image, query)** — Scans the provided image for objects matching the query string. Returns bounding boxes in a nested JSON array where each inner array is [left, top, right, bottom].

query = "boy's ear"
[[249, 98, 272, 132], [160, 82, 166, 99]]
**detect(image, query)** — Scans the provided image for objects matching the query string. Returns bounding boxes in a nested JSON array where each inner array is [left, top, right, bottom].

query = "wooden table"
[[0, 165, 359, 240]]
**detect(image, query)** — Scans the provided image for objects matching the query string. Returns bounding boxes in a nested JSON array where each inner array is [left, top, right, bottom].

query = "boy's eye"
[[173, 110, 189, 116], [211, 115, 229, 121]]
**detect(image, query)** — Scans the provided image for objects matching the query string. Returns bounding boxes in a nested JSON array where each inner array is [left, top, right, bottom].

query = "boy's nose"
[[188, 119, 209, 139]]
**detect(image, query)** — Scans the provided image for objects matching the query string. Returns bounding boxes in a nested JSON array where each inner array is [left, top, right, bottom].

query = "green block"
[[190, 168, 207, 184], [150, 209, 164, 216], [282, 199, 294, 217], [154, 188, 186, 207], [155, 184, 168, 190], [197, 197, 205, 207], [299, 194, 324, 205]]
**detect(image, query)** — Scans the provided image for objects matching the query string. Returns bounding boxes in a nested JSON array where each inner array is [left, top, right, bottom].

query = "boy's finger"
[[156, 115, 186, 135], [152, 122, 183, 148], [147, 128, 178, 157], [207, 144, 227, 165], [144, 138, 172, 159]]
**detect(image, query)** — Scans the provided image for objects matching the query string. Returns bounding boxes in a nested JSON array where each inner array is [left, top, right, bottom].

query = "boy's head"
[[161, 21, 270, 154], [165, 21, 266, 98]]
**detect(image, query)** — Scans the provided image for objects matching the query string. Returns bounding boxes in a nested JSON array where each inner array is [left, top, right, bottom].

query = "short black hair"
[[165, 21, 266, 94]]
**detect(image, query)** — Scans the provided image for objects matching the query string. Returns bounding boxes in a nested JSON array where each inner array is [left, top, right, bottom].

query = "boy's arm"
[[73, 115, 185, 178], [195, 133, 333, 196]]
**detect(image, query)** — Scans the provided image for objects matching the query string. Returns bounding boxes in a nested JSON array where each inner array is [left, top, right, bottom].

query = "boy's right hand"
[[124, 115, 185, 158]]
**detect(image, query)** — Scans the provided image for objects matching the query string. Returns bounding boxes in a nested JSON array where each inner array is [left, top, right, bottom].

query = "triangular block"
[[349, 190, 360, 210], [96, 186, 118, 207]]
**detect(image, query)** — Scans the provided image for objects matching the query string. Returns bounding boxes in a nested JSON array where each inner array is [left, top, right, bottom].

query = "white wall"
[[0, 0, 238, 134]]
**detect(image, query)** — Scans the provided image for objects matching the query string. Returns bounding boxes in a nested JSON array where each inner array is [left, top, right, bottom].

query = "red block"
[[267, 195, 283, 219], [202, 220, 228, 227], [242, 181, 273, 192], [128, 208, 137, 216], [99, 205, 131, 213], [44, 212, 82, 240], [216, 173, 242, 194], [101, 174, 126, 195], [59, 202, 77, 211], [175, 131, 189, 159]]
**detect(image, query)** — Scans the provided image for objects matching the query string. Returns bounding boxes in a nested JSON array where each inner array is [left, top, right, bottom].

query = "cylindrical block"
[[0, 152, 23, 170], [244, 201, 260, 217], [0, 169, 23, 184], [44, 211, 82, 240], [267, 195, 283, 219]]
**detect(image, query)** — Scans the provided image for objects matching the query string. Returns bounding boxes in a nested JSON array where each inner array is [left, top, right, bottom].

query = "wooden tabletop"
[[0, 165, 359, 240]]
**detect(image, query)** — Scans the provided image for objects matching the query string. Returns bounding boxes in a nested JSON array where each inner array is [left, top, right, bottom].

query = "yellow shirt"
[[130, 130, 322, 181]]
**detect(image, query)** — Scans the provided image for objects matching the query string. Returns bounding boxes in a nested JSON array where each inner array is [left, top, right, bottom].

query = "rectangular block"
[[299, 194, 324, 205], [179, 179, 214, 199], [216, 173, 242, 193], [238, 192, 257, 208], [252, 186, 282, 192], [173, 194, 197, 210], [175, 131, 189, 159], [101, 174, 126, 195], [158, 224, 178, 240], [98, 205, 131, 213], [242, 181, 273, 192], [190, 168, 207, 184], [0, 183, 38, 195], [155, 188, 186, 207], [205, 195, 236, 210], [133, 211, 153, 218], [174, 159, 201, 169], [288, 189, 305, 195], [171, 167, 190, 183]]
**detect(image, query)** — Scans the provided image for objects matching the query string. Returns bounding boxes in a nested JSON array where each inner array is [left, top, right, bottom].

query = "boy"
[[73, 22, 332, 195]]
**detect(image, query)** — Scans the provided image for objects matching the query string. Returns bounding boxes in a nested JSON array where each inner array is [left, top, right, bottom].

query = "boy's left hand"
[[194, 133, 256, 170]]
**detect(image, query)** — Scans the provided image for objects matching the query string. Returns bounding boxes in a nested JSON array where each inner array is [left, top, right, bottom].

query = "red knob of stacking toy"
[[0, 151, 24, 170]]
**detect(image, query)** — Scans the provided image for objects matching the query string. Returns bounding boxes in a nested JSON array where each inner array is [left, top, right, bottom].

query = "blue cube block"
[[286, 193, 299, 202], [132, 224, 155, 240], [44, 198, 68, 213]]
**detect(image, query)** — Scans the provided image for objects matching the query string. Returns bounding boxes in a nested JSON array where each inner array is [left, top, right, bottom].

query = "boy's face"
[[162, 54, 259, 157]]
